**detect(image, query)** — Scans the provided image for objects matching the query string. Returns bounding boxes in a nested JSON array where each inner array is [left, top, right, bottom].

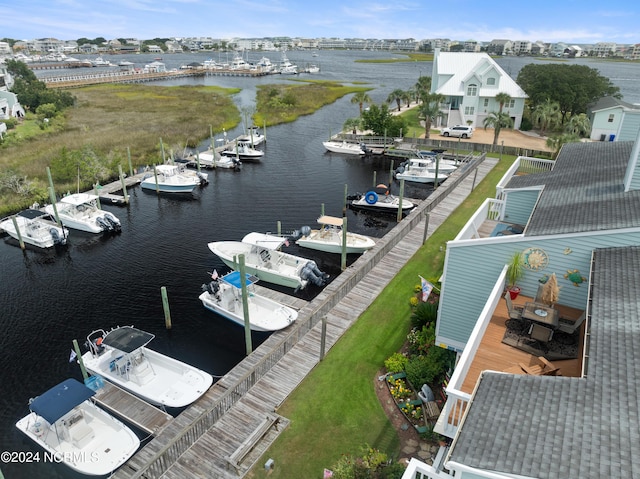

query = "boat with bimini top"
[[81, 326, 213, 408], [15, 378, 140, 476], [199, 270, 298, 331], [0, 209, 68, 248], [45, 193, 121, 234]]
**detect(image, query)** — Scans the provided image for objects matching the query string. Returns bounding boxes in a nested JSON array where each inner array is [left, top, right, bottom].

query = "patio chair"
[[519, 356, 561, 376], [557, 311, 586, 335], [528, 323, 554, 352], [504, 292, 524, 320]]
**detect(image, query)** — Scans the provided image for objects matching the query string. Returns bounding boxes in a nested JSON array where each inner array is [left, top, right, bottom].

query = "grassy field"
[[246, 153, 515, 478]]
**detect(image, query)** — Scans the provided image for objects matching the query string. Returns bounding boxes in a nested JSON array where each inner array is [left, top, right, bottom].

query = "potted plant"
[[506, 251, 524, 299]]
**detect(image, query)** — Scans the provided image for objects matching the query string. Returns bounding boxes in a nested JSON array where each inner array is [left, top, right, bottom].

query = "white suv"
[[441, 125, 473, 138]]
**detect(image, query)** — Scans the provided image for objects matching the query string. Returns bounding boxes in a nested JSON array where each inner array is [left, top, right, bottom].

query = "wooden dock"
[[92, 381, 173, 436], [112, 155, 498, 479]]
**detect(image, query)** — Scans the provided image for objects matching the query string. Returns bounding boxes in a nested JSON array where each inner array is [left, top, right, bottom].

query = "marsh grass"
[[0, 84, 240, 214], [254, 80, 372, 125]]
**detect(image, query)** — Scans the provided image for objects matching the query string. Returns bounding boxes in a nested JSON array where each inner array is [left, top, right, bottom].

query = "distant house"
[[401, 126, 640, 479], [588, 96, 640, 141], [430, 49, 527, 130], [0, 64, 25, 120], [146, 45, 163, 54]]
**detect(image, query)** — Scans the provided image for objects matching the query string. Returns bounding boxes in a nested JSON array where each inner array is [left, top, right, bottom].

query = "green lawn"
[[247, 154, 515, 478]]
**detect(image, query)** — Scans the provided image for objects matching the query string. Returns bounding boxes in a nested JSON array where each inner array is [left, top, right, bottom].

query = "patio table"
[[522, 302, 559, 328]]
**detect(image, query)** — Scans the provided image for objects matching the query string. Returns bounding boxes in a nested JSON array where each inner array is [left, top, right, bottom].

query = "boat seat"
[[66, 413, 94, 448]]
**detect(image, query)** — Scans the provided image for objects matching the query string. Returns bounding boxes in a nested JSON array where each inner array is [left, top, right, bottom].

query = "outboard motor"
[[96, 216, 112, 232], [300, 260, 329, 287], [202, 280, 221, 299], [104, 214, 121, 232], [197, 172, 209, 185], [300, 225, 312, 238], [50, 228, 66, 245]]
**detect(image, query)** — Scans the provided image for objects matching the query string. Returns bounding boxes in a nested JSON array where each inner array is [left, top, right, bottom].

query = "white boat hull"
[[1, 212, 68, 248], [199, 283, 297, 332], [140, 164, 202, 193], [82, 344, 213, 408], [395, 171, 449, 184], [323, 140, 365, 155], [208, 240, 327, 290], [44, 193, 121, 233], [350, 193, 415, 214], [296, 230, 375, 254], [16, 397, 139, 476]]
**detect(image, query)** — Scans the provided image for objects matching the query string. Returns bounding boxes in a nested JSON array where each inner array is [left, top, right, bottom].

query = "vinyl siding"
[[436, 229, 640, 350]]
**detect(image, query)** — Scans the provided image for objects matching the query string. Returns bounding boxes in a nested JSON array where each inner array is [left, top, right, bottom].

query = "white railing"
[[453, 198, 505, 241], [496, 156, 554, 198], [401, 458, 454, 479], [434, 270, 506, 438]]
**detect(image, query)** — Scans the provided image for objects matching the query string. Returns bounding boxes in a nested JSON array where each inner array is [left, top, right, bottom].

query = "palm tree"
[[403, 88, 415, 108], [546, 133, 581, 159], [387, 89, 405, 112], [415, 75, 431, 98], [531, 99, 561, 136], [350, 91, 371, 116], [418, 93, 445, 139], [343, 117, 362, 135], [494, 92, 512, 114], [565, 113, 591, 137], [483, 111, 514, 146]]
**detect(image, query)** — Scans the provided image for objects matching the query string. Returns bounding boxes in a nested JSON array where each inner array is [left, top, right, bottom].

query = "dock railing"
[[120, 153, 488, 479]]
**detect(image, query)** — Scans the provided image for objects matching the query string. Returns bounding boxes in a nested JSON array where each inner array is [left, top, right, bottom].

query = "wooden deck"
[[93, 382, 173, 435], [460, 294, 585, 394], [112, 155, 498, 479]]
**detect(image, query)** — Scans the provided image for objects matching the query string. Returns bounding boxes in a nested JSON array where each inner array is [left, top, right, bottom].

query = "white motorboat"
[[91, 56, 113, 67], [221, 142, 264, 161], [279, 52, 298, 74], [257, 56, 274, 73], [0, 209, 68, 248], [81, 326, 213, 408], [45, 193, 121, 234], [305, 64, 320, 73], [294, 215, 376, 254], [402, 154, 459, 174], [140, 164, 206, 193], [349, 185, 415, 215], [208, 238, 328, 290], [394, 158, 451, 184], [199, 271, 298, 331], [15, 378, 140, 476], [188, 150, 241, 170], [322, 140, 365, 155], [236, 126, 266, 146]]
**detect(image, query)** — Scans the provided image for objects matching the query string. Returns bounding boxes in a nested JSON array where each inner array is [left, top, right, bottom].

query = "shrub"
[[405, 345, 454, 389], [410, 301, 438, 329], [407, 324, 435, 356], [384, 352, 408, 374]]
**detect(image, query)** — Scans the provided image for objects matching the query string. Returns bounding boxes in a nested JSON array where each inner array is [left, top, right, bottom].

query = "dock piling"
[[161, 286, 172, 329]]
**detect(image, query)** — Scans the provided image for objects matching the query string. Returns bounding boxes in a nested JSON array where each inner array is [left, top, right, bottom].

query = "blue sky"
[[0, 0, 638, 44]]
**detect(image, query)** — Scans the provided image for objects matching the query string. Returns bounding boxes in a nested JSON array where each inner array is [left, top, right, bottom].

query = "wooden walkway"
[[112, 155, 498, 479], [93, 382, 173, 436]]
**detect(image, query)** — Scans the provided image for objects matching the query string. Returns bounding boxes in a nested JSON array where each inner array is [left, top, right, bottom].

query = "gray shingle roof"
[[448, 246, 640, 479], [507, 141, 640, 236]]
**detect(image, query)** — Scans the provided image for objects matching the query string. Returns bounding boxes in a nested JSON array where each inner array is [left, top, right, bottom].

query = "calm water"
[[3, 51, 639, 478]]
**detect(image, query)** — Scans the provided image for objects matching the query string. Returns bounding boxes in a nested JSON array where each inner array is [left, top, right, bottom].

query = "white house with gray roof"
[[588, 96, 640, 142], [430, 49, 527, 130], [402, 128, 640, 479]]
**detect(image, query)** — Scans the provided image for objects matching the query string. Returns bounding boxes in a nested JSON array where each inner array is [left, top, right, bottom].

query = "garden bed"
[[386, 372, 429, 433]]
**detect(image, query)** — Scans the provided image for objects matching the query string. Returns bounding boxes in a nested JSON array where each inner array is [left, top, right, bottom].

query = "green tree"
[[546, 133, 581, 159], [350, 91, 371, 116], [565, 113, 591, 137], [531, 99, 562, 136], [494, 92, 512, 114], [418, 93, 445, 139], [517, 63, 621, 122], [415, 75, 432, 99], [5, 59, 75, 112], [343, 117, 361, 135], [361, 103, 406, 137], [483, 111, 514, 146], [386, 88, 405, 112]]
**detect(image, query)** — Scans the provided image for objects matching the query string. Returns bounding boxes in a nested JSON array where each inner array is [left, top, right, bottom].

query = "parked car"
[[441, 125, 474, 138]]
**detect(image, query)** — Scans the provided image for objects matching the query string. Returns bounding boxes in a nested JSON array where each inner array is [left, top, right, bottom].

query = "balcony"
[[434, 270, 586, 439]]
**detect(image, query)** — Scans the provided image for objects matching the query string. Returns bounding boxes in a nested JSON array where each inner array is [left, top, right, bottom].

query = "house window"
[[484, 99, 489, 107], [467, 84, 477, 96], [507, 100, 515, 109], [608, 114, 615, 122], [464, 106, 475, 115], [486, 78, 496, 85]]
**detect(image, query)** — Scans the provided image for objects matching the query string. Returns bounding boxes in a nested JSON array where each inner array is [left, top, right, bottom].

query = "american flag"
[[419, 275, 433, 302], [211, 269, 219, 280]]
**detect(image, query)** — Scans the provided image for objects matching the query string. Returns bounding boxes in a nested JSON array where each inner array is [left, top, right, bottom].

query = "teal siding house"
[[402, 127, 640, 479], [588, 96, 640, 141]]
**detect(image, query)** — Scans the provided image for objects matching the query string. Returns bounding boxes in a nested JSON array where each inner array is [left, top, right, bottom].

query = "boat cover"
[[221, 271, 259, 288], [29, 378, 95, 423], [18, 209, 49, 220], [242, 232, 287, 250], [103, 326, 155, 353], [317, 215, 344, 226]]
